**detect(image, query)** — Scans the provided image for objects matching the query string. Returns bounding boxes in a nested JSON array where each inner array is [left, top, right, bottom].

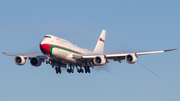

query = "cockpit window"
[[44, 36, 51, 38]]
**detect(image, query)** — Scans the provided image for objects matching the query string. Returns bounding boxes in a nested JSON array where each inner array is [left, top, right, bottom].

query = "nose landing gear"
[[55, 66, 61, 74]]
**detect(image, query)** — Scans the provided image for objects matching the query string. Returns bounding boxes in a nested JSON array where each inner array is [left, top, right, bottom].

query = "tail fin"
[[93, 30, 106, 54]]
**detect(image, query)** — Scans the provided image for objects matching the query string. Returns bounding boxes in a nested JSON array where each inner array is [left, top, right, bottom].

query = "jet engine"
[[93, 56, 106, 66], [30, 57, 42, 67], [14, 56, 26, 66], [125, 54, 137, 64]]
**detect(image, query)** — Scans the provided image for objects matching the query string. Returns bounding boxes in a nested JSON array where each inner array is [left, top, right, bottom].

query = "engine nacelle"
[[125, 54, 137, 64], [14, 56, 26, 66], [93, 55, 106, 66], [30, 57, 42, 67]]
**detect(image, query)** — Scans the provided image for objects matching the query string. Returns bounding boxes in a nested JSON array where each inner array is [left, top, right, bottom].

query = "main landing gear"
[[77, 68, 84, 73], [67, 65, 74, 73], [55, 66, 91, 74], [66, 66, 90, 74], [84, 66, 90, 73], [67, 68, 74, 73]]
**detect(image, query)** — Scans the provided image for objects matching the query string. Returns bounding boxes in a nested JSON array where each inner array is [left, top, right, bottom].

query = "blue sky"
[[0, 0, 180, 101]]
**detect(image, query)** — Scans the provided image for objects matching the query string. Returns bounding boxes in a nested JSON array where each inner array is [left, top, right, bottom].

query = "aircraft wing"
[[81, 48, 176, 60], [2, 52, 47, 59]]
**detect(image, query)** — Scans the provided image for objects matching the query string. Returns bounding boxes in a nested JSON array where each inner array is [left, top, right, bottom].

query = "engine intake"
[[14, 56, 26, 66], [93, 56, 106, 66], [125, 54, 137, 64], [30, 57, 42, 67]]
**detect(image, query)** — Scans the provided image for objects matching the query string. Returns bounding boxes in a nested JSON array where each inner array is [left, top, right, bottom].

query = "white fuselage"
[[40, 35, 95, 63]]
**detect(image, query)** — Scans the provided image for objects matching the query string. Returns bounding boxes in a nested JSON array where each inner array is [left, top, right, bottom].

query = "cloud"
[[0, 42, 7, 44]]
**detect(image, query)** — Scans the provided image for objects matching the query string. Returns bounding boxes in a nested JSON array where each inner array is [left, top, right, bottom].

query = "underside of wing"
[[2, 52, 47, 66], [2, 52, 47, 58], [2, 48, 176, 72], [78, 48, 177, 65]]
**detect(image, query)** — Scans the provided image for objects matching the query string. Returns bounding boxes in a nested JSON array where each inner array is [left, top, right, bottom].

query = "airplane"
[[3, 30, 176, 74]]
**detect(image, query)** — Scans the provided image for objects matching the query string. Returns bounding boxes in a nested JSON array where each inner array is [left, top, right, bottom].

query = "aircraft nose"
[[40, 43, 51, 55]]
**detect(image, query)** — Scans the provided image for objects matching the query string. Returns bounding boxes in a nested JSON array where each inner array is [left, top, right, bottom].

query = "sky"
[[0, 0, 180, 101]]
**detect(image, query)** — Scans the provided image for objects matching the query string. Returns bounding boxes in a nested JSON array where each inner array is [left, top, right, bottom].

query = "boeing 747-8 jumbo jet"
[[3, 30, 176, 74]]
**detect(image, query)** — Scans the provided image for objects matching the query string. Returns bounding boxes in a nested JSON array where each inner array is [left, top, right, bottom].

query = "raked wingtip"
[[164, 48, 177, 52]]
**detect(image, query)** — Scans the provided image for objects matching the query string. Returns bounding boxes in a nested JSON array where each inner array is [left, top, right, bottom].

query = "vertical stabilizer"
[[93, 30, 106, 54]]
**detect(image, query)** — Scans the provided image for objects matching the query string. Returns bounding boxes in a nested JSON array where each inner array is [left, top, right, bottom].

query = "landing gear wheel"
[[56, 70, 58, 74], [55, 67, 62, 74], [85, 66, 90, 73], [85, 69, 87, 73], [77, 69, 80, 73], [87, 67, 90, 73], [84, 67, 87, 73], [67, 68, 74, 73], [67, 69, 70, 73], [59, 70, 62, 74], [84, 66, 90, 73], [71, 69, 74, 73], [55, 67, 58, 74], [88, 69, 90, 73], [80, 69, 84, 73]]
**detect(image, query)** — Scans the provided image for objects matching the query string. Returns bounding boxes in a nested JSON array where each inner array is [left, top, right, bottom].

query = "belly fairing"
[[51, 47, 78, 63], [51, 47, 70, 59]]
